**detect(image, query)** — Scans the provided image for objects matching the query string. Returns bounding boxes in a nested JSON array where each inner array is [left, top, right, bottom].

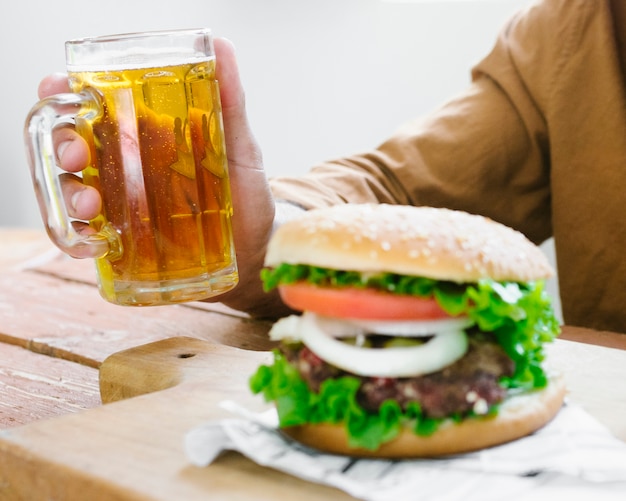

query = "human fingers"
[[38, 73, 71, 99], [32, 74, 101, 223], [52, 126, 90, 173], [59, 173, 101, 221], [214, 37, 264, 170], [206, 38, 282, 316], [213, 37, 272, 235], [35, 73, 90, 174]]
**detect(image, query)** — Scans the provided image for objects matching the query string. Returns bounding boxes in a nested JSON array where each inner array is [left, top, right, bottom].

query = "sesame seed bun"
[[265, 204, 553, 283], [281, 374, 566, 458]]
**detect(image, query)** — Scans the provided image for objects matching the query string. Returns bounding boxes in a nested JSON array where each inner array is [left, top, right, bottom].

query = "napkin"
[[185, 402, 626, 501]]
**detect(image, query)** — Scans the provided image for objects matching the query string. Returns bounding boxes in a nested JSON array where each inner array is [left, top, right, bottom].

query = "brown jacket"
[[270, 0, 626, 333]]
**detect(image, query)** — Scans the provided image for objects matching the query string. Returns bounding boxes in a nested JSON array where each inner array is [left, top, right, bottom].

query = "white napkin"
[[185, 402, 626, 501]]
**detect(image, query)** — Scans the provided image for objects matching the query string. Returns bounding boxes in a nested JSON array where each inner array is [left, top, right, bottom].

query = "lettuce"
[[260, 264, 560, 389], [252, 265, 560, 449], [249, 350, 442, 450]]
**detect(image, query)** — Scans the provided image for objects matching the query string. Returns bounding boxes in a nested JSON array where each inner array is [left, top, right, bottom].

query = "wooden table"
[[0, 228, 624, 500]]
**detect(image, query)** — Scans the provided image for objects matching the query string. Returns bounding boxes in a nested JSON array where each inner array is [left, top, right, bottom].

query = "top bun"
[[265, 204, 553, 283]]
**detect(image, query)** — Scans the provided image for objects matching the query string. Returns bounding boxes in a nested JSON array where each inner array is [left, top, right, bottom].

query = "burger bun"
[[281, 375, 566, 458], [265, 204, 553, 283]]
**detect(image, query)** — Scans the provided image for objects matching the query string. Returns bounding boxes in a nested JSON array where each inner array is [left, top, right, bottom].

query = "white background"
[[4, 0, 530, 227], [2, 0, 558, 314]]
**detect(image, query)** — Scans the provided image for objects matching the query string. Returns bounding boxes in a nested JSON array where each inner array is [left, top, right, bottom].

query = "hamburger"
[[249, 204, 565, 458]]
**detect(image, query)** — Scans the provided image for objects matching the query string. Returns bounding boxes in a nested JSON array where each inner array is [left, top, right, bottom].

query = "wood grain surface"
[[0, 228, 624, 500], [0, 337, 355, 501], [0, 232, 274, 428], [0, 332, 625, 501]]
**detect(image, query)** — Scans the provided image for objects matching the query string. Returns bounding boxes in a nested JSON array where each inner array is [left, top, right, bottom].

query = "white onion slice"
[[269, 315, 472, 341], [341, 317, 472, 337], [268, 315, 304, 342], [299, 313, 468, 377]]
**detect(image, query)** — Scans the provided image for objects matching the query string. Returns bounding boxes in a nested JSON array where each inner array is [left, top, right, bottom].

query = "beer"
[[68, 58, 238, 305]]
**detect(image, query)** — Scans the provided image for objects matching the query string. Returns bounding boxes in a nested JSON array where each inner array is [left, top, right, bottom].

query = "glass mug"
[[25, 29, 238, 306]]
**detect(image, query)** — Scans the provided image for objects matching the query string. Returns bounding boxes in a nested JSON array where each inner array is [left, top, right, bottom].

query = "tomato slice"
[[278, 283, 451, 320]]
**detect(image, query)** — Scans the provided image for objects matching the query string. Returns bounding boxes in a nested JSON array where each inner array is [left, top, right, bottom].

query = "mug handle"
[[24, 89, 120, 259]]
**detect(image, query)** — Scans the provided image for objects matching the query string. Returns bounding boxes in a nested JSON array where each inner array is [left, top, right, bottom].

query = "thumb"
[[213, 37, 263, 169], [205, 38, 278, 315]]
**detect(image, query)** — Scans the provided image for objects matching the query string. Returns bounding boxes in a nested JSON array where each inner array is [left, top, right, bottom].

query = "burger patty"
[[281, 334, 515, 419]]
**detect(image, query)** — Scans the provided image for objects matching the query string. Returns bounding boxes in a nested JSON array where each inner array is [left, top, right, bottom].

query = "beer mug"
[[25, 29, 238, 306]]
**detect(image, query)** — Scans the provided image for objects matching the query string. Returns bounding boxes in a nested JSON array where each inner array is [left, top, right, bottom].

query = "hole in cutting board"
[[177, 353, 197, 359]]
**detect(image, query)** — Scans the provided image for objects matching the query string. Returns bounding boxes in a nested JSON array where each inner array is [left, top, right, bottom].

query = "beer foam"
[[67, 47, 213, 72]]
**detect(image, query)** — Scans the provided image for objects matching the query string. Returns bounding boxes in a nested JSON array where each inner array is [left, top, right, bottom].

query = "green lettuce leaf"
[[253, 264, 560, 449], [249, 350, 442, 451], [260, 264, 560, 389]]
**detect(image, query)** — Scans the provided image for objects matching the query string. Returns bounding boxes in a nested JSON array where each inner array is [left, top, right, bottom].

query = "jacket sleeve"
[[269, 0, 561, 244]]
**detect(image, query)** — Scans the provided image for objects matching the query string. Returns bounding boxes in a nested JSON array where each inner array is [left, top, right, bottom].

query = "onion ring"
[[299, 313, 468, 377]]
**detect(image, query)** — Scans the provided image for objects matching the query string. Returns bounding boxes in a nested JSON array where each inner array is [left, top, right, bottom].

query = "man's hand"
[[37, 38, 290, 318]]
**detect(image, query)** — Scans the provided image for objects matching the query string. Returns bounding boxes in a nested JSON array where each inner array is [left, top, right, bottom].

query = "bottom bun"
[[281, 375, 567, 458]]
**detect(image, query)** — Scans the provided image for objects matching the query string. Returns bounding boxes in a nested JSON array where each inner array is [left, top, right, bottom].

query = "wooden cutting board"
[[0, 337, 356, 501], [0, 335, 624, 501]]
